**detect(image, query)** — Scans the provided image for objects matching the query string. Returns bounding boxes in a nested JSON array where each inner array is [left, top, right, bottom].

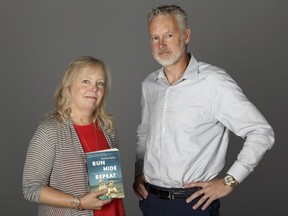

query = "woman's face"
[[70, 66, 105, 115]]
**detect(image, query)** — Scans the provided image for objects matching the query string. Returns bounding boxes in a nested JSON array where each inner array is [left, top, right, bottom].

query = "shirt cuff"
[[227, 161, 251, 183]]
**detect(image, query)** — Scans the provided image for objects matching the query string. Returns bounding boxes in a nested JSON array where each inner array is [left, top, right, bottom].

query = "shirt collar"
[[156, 53, 199, 82]]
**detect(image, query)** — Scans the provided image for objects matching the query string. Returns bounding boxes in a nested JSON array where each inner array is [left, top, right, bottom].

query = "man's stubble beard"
[[153, 41, 186, 67]]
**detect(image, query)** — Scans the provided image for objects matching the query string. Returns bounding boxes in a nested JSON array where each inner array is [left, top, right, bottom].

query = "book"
[[85, 148, 125, 200]]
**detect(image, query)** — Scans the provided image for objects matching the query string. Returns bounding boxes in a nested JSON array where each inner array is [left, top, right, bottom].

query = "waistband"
[[146, 183, 201, 200]]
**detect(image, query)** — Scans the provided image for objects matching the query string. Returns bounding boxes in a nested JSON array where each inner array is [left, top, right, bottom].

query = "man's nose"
[[158, 37, 167, 48]]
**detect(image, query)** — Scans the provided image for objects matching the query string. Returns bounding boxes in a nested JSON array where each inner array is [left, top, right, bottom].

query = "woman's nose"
[[90, 84, 98, 92]]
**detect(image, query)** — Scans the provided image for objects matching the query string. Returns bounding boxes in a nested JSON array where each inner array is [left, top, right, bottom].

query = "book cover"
[[85, 148, 125, 200]]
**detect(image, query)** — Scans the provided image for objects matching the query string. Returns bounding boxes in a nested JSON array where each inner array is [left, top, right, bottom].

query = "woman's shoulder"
[[39, 115, 59, 126], [98, 119, 119, 148], [36, 115, 68, 133]]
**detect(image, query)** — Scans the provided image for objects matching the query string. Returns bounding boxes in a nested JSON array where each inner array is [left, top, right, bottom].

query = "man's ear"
[[184, 28, 191, 45]]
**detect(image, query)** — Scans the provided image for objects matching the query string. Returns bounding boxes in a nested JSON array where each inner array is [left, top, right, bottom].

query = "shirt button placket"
[[160, 88, 169, 182]]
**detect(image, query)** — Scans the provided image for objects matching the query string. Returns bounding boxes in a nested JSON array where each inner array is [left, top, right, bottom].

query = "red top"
[[74, 123, 125, 216]]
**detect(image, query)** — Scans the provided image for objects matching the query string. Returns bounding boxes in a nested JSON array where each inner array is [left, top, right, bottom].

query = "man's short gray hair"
[[147, 5, 188, 33]]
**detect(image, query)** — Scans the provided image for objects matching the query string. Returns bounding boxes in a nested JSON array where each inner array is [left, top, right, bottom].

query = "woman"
[[23, 56, 125, 216]]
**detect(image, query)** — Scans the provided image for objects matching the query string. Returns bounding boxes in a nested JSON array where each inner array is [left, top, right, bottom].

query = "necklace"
[[74, 123, 98, 153]]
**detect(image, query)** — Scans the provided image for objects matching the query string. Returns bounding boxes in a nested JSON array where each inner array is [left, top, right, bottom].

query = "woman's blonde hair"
[[51, 56, 114, 131]]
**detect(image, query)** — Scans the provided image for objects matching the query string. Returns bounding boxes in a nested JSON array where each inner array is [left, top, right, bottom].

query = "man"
[[133, 4, 275, 216]]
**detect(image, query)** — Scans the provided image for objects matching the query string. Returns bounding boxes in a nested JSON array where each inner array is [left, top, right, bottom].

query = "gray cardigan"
[[23, 116, 122, 216]]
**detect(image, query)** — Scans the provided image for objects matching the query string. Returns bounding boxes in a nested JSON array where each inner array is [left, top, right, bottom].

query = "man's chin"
[[157, 60, 175, 67], [154, 57, 173, 67]]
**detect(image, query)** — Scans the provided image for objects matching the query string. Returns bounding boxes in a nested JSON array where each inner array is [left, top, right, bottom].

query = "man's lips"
[[158, 50, 171, 56]]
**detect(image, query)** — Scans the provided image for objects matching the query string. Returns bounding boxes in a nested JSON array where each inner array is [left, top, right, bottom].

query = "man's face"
[[149, 15, 189, 67]]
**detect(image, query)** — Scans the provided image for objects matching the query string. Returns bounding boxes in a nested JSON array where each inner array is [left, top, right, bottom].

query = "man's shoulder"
[[142, 68, 161, 82], [198, 61, 230, 82]]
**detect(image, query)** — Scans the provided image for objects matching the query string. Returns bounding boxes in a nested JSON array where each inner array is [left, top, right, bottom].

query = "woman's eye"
[[97, 81, 105, 87], [82, 80, 89, 84]]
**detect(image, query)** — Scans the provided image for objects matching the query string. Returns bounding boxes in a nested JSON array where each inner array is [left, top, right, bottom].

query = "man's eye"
[[151, 36, 159, 41], [165, 34, 173, 39]]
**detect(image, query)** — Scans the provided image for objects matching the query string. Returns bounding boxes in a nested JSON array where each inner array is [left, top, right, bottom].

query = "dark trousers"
[[139, 193, 220, 216]]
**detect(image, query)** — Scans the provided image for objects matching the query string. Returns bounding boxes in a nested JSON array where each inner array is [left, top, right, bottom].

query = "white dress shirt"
[[135, 55, 274, 188]]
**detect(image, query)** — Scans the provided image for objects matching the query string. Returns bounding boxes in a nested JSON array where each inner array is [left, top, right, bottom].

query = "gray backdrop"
[[1, 0, 287, 215]]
